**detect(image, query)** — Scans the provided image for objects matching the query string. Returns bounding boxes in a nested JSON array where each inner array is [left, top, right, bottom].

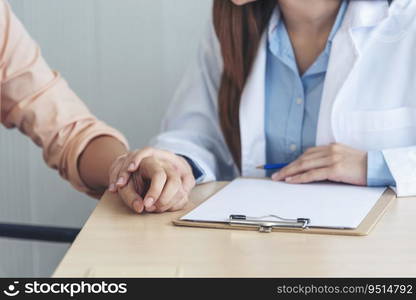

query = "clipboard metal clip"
[[229, 215, 311, 233]]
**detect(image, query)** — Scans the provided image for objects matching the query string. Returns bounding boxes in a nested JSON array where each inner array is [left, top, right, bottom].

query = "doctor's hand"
[[271, 143, 368, 186], [108, 148, 195, 214]]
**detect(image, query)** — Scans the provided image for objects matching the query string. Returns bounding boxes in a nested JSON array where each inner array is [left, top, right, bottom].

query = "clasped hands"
[[108, 144, 367, 214]]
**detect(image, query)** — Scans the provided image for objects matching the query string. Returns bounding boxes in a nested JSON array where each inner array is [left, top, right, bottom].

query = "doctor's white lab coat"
[[151, 0, 416, 197]]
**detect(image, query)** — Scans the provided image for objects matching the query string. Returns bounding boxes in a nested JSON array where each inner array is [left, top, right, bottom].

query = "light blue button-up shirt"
[[264, 1, 395, 186]]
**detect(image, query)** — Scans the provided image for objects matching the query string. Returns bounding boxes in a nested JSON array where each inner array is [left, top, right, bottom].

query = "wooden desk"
[[53, 182, 416, 277]]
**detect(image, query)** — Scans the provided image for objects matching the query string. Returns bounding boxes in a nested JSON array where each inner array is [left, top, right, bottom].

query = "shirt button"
[[290, 144, 297, 152], [296, 98, 303, 105]]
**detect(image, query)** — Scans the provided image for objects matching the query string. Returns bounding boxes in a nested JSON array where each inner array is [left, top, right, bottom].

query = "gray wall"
[[0, 0, 211, 277]]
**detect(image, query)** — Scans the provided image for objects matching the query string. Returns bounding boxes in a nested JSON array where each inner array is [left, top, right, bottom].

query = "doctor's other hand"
[[108, 148, 195, 214], [271, 143, 367, 186]]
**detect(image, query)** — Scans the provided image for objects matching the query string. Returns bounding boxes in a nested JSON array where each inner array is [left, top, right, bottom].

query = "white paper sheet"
[[182, 178, 387, 229]]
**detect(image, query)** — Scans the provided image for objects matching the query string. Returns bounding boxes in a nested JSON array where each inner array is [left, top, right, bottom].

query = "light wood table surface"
[[53, 182, 416, 277]]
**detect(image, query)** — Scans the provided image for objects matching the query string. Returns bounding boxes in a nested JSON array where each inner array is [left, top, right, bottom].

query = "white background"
[[0, 0, 211, 277]]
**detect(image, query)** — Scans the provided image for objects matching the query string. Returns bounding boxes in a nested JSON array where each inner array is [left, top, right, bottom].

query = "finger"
[[143, 168, 167, 208], [116, 153, 137, 188], [127, 147, 155, 172], [117, 153, 132, 187], [132, 198, 145, 213], [271, 151, 319, 181], [274, 156, 335, 181], [303, 145, 331, 155], [118, 180, 145, 214], [272, 159, 300, 181], [285, 168, 330, 184], [152, 170, 181, 209], [146, 205, 157, 213], [132, 172, 146, 196], [272, 155, 333, 181], [174, 154, 194, 172], [155, 188, 186, 213], [297, 150, 329, 161], [274, 150, 328, 180], [168, 193, 189, 212], [108, 157, 125, 192], [176, 155, 196, 192], [128, 149, 185, 172], [181, 172, 196, 193]]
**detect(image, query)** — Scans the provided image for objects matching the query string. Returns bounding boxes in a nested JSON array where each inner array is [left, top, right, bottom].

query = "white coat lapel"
[[316, 0, 390, 146], [316, 26, 358, 145], [239, 33, 268, 178], [239, 0, 392, 175]]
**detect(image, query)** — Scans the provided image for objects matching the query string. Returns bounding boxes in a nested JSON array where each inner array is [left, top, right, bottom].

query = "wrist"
[[177, 155, 204, 181], [79, 136, 128, 191]]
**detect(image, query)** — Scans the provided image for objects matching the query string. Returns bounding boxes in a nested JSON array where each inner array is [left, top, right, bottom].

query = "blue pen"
[[256, 163, 289, 170]]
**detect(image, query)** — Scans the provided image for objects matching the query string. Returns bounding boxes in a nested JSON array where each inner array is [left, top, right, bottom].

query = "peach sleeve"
[[0, 0, 128, 196]]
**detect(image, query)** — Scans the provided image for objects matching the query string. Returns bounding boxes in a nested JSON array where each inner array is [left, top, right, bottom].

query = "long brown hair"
[[213, 0, 276, 170]]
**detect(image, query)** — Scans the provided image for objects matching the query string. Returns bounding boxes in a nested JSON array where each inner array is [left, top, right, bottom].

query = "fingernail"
[[128, 163, 135, 171], [109, 184, 115, 192], [116, 177, 125, 186], [144, 197, 155, 208], [133, 200, 143, 214], [272, 173, 279, 181], [146, 205, 157, 213], [285, 177, 293, 182]]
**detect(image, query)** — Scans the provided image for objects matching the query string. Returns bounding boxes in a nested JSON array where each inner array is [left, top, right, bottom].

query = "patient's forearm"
[[79, 136, 128, 194]]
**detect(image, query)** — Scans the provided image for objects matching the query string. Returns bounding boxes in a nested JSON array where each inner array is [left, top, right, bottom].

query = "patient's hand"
[[108, 148, 195, 214]]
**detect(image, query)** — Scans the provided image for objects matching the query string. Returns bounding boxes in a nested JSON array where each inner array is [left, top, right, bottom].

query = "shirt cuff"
[[367, 150, 396, 187], [178, 155, 205, 183]]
